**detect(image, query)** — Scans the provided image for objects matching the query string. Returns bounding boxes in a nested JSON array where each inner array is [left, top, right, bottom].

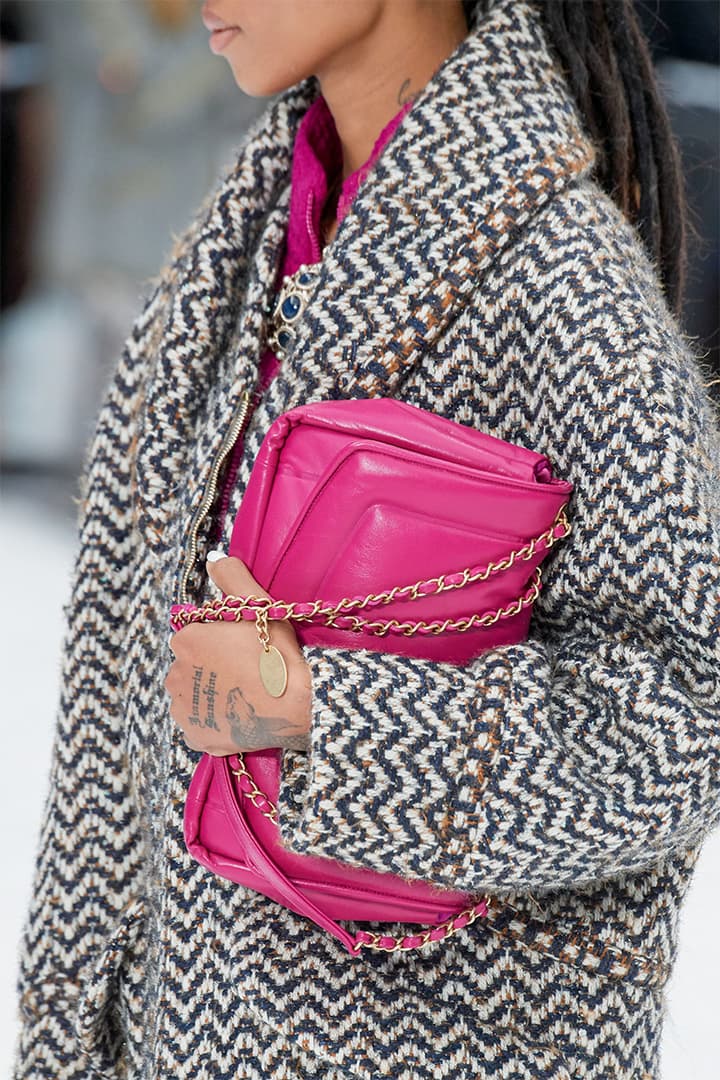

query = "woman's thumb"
[[205, 551, 270, 599]]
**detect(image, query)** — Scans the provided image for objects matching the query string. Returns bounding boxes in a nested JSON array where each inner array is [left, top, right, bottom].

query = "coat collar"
[[135, 0, 595, 554], [281, 0, 595, 402]]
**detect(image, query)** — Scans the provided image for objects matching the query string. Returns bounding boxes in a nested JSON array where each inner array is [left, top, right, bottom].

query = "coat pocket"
[[75, 897, 147, 1078], [208, 901, 573, 1079]]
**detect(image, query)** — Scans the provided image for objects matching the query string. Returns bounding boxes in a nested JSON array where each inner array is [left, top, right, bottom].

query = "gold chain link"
[[255, 608, 271, 653], [350, 898, 490, 954], [321, 568, 541, 637], [230, 755, 279, 823]]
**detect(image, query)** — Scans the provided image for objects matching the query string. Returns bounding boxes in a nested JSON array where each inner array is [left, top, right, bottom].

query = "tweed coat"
[[16, 1, 720, 1078]]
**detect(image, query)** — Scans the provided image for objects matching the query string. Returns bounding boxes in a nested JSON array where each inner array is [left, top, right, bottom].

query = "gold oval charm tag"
[[259, 646, 288, 698]]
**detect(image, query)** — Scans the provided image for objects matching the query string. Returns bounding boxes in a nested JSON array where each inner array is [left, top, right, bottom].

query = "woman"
[[16, 1, 719, 1077]]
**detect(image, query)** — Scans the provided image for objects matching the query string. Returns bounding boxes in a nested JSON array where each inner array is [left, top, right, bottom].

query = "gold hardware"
[[259, 648, 288, 697], [230, 756, 279, 823], [256, 608, 288, 697], [172, 567, 541, 638], [172, 502, 571, 639], [351, 899, 490, 954]]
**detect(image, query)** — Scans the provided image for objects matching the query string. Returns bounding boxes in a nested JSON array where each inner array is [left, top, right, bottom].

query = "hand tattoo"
[[188, 666, 220, 730], [227, 688, 309, 752], [202, 670, 220, 731], [189, 666, 202, 726]]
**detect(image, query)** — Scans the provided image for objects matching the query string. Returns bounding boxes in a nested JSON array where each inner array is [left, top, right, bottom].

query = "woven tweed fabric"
[[15, 1, 720, 1078]]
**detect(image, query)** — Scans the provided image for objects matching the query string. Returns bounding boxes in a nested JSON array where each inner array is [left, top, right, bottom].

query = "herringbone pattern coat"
[[16, 1, 720, 1077]]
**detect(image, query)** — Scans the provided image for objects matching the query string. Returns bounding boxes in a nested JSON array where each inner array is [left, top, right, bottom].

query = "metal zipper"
[[305, 191, 322, 263], [178, 389, 253, 604]]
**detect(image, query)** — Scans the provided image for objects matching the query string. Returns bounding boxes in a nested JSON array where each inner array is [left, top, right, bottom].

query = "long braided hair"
[[462, 0, 688, 317]]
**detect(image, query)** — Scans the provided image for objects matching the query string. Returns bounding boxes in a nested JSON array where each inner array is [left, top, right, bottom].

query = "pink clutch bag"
[[170, 399, 572, 955]]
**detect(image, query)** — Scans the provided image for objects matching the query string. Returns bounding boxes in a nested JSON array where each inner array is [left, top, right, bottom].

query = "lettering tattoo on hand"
[[188, 666, 220, 730], [189, 666, 203, 727], [202, 670, 220, 731], [226, 688, 310, 752]]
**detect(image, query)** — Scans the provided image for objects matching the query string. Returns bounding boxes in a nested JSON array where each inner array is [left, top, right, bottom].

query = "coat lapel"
[[279, 0, 595, 406], [135, 86, 313, 551]]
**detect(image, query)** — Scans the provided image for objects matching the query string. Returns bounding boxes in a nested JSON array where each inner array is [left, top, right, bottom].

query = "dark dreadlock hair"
[[462, 0, 688, 316]]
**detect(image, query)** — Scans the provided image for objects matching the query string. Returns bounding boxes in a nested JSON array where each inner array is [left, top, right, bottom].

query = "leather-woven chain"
[[228, 749, 491, 954], [177, 506, 569, 954], [172, 508, 570, 638]]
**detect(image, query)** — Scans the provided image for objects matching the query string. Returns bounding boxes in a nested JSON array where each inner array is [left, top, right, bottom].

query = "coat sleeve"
[[275, 217, 720, 898], [14, 283, 169, 1076]]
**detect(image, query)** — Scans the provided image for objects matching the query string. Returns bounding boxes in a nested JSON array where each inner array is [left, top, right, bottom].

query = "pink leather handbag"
[[171, 399, 572, 955]]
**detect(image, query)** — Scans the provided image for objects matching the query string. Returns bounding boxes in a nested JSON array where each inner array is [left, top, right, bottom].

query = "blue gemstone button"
[[281, 294, 301, 319], [298, 271, 312, 285], [278, 329, 291, 348]]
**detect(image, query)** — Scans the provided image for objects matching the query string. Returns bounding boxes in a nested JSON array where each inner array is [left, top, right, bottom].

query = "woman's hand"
[[165, 555, 312, 755]]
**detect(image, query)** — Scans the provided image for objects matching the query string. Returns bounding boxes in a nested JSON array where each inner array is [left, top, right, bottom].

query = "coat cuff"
[[276, 646, 340, 858], [275, 643, 499, 886]]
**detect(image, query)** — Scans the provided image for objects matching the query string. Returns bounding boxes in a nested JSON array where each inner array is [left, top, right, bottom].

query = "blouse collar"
[[284, 93, 412, 271]]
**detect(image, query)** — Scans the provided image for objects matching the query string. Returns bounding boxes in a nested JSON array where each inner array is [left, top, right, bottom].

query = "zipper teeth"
[[178, 390, 253, 603], [306, 191, 322, 263]]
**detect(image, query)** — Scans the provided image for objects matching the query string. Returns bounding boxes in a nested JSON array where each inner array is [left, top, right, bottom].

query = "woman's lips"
[[201, 6, 241, 53], [209, 26, 241, 54]]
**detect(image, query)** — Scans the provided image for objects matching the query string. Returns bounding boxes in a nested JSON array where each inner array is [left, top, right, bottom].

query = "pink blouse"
[[259, 92, 413, 391], [214, 94, 411, 537]]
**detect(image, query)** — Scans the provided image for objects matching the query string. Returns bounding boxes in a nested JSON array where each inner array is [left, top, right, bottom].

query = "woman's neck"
[[315, 2, 468, 182]]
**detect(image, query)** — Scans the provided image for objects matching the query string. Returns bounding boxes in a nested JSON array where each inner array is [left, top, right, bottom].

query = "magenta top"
[[214, 94, 412, 538], [259, 92, 413, 391]]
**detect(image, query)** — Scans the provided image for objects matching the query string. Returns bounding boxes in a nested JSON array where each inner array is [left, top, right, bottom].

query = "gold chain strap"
[[348, 898, 491, 954], [173, 507, 570, 638], [182, 567, 541, 639], [229, 753, 490, 954], [309, 568, 541, 637], [193, 506, 570, 955]]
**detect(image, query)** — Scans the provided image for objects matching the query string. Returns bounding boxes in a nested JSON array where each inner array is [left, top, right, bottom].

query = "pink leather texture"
[[176, 399, 572, 954]]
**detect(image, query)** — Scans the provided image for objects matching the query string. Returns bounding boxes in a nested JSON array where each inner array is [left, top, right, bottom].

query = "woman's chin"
[[227, 62, 310, 99]]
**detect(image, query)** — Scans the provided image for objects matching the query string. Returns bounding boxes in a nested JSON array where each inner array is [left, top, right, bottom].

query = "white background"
[[2, 485, 719, 1078]]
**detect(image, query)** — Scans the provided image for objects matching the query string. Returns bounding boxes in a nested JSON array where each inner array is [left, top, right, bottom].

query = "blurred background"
[[1, 1, 718, 1076]]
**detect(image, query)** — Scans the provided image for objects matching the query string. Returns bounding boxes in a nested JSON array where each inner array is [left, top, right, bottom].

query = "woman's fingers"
[[206, 552, 270, 599]]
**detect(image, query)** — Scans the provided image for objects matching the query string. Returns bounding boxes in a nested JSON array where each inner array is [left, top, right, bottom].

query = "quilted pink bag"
[[171, 399, 571, 955]]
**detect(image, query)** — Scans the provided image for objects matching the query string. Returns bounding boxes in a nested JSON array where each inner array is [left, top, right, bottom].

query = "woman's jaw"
[[199, 1, 468, 99], [200, 1, 469, 181], [200, 1, 386, 97]]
